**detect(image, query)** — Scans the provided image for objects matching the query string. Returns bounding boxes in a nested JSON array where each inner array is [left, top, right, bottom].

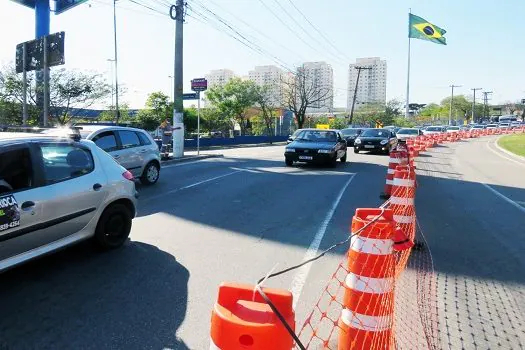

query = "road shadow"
[[0, 241, 189, 350]]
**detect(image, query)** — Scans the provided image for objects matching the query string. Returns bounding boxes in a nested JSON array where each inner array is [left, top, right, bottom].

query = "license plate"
[[364, 145, 375, 149], [298, 156, 313, 160]]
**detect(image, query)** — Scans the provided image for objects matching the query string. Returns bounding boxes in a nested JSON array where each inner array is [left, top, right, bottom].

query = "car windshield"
[[473, 125, 484, 129], [448, 127, 460, 131], [487, 124, 498, 127], [426, 127, 441, 131], [360, 129, 389, 137], [341, 129, 360, 136], [397, 128, 418, 135], [296, 130, 337, 142]]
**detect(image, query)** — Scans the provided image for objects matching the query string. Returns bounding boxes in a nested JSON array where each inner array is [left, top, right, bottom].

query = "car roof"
[[74, 125, 140, 133], [0, 132, 83, 146], [297, 128, 341, 132]]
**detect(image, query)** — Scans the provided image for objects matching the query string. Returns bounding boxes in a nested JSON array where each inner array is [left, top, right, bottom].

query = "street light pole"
[[170, 0, 185, 158], [449, 84, 462, 125], [168, 75, 174, 102], [107, 58, 115, 111], [113, 0, 120, 125], [471, 88, 482, 123]]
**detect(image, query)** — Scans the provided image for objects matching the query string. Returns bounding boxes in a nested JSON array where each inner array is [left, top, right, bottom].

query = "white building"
[[204, 69, 235, 89], [347, 57, 387, 110], [300, 62, 334, 112], [248, 65, 285, 107]]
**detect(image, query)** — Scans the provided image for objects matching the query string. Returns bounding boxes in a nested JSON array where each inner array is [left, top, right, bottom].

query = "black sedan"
[[353, 128, 398, 154], [340, 128, 363, 146], [284, 129, 347, 167]]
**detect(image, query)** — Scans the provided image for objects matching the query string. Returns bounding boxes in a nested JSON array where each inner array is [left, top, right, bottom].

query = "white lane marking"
[[143, 170, 242, 202], [162, 158, 216, 169], [289, 173, 356, 308], [481, 183, 525, 214], [486, 139, 525, 169]]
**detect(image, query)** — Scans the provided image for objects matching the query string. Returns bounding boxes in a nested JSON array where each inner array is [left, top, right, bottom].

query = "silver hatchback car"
[[0, 132, 138, 272], [43, 125, 161, 185]]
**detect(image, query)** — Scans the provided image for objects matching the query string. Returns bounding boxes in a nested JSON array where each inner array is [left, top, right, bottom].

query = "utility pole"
[[168, 75, 174, 102], [471, 88, 482, 123], [348, 66, 371, 126], [170, 0, 186, 158], [107, 59, 115, 110], [113, 0, 120, 125], [449, 84, 462, 125], [482, 91, 493, 121]]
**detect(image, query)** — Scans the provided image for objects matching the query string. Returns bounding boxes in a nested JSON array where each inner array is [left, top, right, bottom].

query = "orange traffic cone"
[[210, 282, 295, 350], [380, 151, 407, 199], [338, 208, 397, 350]]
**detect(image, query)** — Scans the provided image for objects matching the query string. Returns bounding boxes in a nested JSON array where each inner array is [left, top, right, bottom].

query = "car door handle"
[[21, 201, 35, 210], [93, 183, 102, 191]]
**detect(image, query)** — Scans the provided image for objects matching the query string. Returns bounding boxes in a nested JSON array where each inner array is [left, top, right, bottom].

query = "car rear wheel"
[[94, 203, 132, 250], [141, 161, 160, 185], [285, 159, 293, 166], [340, 152, 347, 162]]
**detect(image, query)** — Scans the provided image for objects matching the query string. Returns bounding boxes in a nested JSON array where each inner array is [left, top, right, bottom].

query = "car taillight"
[[122, 171, 134, 181]]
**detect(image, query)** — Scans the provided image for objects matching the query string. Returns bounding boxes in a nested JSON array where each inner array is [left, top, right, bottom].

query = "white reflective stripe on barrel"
[[389, 196, 415, 205], [393, 215, 415, 224], [393, 178, 415, 187], [385, 179, 394, 185], [387, 168, 395, 174], [340, 308, 392, 332], [345, 272, 394, 294], [350, 235, 393, 255], [389, 158, 403, 164]]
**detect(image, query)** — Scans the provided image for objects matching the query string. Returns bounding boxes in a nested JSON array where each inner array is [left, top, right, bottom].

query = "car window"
[[296, 130, 337, 142], [397, 129, 419, 135], [341, 129, 360, 136], [92, 131, 118, 152], [360, 129, 389, 137], [137, 131, 152, 145], [40, 144, 94, 185], [0, 146, 33, 194], [118, 130, 141, 149]]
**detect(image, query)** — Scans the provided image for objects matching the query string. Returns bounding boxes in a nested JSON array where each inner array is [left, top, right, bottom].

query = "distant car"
[[498, 123, 510, 129], [446, 126, 461, 133], [340, 128, 363, 146], [486, 124, 498, 129], [42, 125, 161, 185], [354, 128, 398, 155], [395, 128, 423, 142], [284, 129, 347, 167], [0, 132, 138, 272], [287, 129, 304, 144], [471, 125, 486, 130], [423, 126, 446, 135]]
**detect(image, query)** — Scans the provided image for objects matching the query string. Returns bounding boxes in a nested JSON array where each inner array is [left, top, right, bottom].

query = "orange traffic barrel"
[[338, 208, 396, 350], [210, 282, 295, 350], [389, 166, 416, 251], [380, 151, 406, 199]]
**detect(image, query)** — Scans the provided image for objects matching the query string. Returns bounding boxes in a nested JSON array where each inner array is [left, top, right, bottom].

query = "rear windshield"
[[341, 129, 360, 136], [360, 129, 389, 137], [426, 127, 441, 131], [397, 129, 418, 135], [448, 127, 460, 130]]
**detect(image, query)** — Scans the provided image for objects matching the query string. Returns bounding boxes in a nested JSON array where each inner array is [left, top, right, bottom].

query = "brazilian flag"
[[409, 14, 446, 45]]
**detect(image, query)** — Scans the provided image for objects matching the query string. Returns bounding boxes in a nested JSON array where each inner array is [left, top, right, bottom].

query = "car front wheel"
[[354, 148, 359, 154], [340, 152, 347, 162], [141, 161, 160, 185], [285, 159, 293, 166], [94, 203, 132, 250]]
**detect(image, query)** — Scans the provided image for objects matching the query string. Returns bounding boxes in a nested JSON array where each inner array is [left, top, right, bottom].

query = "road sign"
[[316, 124, 330, 130], [10, 0, 35, 9], [55, 0, 88, 14], [183, 92, 199, 100], [16, 32, 65, 73], [191, 78, 208, 92]]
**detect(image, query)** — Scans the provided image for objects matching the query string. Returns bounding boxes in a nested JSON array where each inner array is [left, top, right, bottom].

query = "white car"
[[395, 128, 422, 142], [486, 124, 498, 129], [446, 126, 460, 133], [423, 126, 446, 135], [498, 123, 510, 129]]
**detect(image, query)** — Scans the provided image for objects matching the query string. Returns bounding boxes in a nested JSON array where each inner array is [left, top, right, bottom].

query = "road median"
[[497, 134, 525, 157]]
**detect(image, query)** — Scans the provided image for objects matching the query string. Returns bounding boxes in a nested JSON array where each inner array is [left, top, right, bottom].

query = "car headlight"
[[286, 148, 295, 152], [318, 149, 333, 154], [380, 139, 388, 145], [354, 139, 361, 144]]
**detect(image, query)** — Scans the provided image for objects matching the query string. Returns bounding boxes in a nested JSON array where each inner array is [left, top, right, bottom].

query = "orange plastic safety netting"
[[296, 167, 440, 350]]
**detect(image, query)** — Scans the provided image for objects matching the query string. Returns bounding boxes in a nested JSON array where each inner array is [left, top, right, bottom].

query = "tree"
[[253, 84, 276, 136], [440, 95, 471, 121], [201, 106, 230, 134], [98, 103, 132, 122], [282, 67, 332, 129], [134, 91, 171, 131], [206, 78, 258, 136], [0, 65, 111, 125]]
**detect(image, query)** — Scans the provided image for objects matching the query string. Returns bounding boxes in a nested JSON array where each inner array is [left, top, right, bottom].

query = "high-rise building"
[[347, 57, 387, 110], [204, 69, 235, 89], [300, 62, 334, 111], [248, 65, 285, 107]]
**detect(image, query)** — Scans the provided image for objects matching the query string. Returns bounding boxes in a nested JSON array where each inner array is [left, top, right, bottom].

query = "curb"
[[494, 135, 525, 163], [161, 154, 224, 166], [184, 142, 287, 151]]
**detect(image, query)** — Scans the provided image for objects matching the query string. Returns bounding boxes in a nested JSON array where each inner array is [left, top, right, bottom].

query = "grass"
[[498, 134, 525, 157]]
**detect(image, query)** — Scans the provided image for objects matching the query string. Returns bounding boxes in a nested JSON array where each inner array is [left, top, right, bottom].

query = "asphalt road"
[[415, 135, 525, 350], [0, 145, 390, 349]]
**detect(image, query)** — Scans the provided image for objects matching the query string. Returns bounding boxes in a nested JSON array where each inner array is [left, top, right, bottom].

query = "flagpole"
[[405, 9, 412, 118]]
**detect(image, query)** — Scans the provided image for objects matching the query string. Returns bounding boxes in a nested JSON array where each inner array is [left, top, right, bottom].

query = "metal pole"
[[43, 35, 49, 126], [448, 85, 461, 125], [471, 88, 482, 123], [171, 0, 185, 158], [197, 91, 201, 156], [35, 0, 50, 127], [405, 37, 411, 118], [113, 0, 120, 125], [22, 43, 28, 126]]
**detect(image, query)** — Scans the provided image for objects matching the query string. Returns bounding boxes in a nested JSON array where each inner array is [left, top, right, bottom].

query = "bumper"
[[354, 144, 389, 152], [285, 152, 336, 163]]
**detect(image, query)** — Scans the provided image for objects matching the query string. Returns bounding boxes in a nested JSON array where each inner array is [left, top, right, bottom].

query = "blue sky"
[[1, 0, 523, 109]]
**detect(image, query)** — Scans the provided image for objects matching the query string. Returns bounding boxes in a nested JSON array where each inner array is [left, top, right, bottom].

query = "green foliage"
[[206, 78, 258, 135], [98, 103, 132, 123], [200, 107, 231, 134], [498, 134, 525, 157], [183, 107, 198, 134]]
